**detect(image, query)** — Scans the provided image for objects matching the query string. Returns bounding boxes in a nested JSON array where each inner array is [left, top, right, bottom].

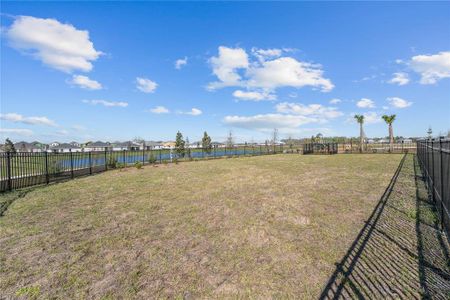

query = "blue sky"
[[1, 2, 449, 143]]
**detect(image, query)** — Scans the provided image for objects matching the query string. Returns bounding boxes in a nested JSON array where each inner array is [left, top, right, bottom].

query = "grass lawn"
[[0, 154, 403, 299]]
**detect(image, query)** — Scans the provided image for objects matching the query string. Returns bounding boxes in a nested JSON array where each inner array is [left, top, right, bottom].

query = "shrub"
[[134, 162, 143, 169], [148, 152, 157, 164], [108, 157, 118, 169], [173, 158, 179, 164]]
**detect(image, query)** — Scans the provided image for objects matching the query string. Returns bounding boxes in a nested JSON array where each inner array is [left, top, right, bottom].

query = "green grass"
[[0, 154, 403, 298]]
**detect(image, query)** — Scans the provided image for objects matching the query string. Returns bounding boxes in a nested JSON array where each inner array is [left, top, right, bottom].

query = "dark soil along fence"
[[417, 138, 450, 238], [0, 145, 285, 192]]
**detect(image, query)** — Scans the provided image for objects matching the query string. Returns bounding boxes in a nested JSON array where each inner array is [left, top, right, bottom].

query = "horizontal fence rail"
[[416, 138, 450, 237], [0, 145, 286, 192]]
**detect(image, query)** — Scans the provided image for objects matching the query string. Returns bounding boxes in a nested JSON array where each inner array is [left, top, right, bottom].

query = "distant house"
[[30, 141, 47, 152], [14, 141, 33, 152], [399, 138, 413, 143], [187, 142, 201, 149], [49, 143, 82, 153], [162, 141, 176, 149], [143, 141, 163, 150], [211, 142, 225, 148], [84, 141, 112, 152], [112, 141, 140, 151]]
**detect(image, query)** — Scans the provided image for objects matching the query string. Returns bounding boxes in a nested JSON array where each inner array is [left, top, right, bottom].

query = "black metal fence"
[[303, 143, 338, 155], [417, 138, 450, 236], [338, 142, 416, 154], [0, 145, 286, 192]]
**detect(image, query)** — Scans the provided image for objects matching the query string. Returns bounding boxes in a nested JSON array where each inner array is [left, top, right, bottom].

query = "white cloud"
[[356, 98, 375, 108], [232, 90, 276, 101], [208, 46, 249, 89], [149, 106, 170, 114], [224, 102, 342, 133], [224, 114, 318, 131], [177, 108, 202, 116], [187, 108, 202, 116], [175, 57, 188, 69], [0, 128, 34, 136], [329, 98, 341, 104], [208, 46, 333, 93], [82, 99, 128, 107], [410, 51, 450, 84], [363, 112, 382, 124], [246, 57, 334, 92], [275, 102, 343, 119], [70, 75, 102, 90], [387, 97, 412, 108], [136, 77, 158, 93], [382, 106, 389, 110], [0, 112, 57, 126], [251, 48, 283, 62], [388, 72, 410, 86], [6, 15, 101, 73]]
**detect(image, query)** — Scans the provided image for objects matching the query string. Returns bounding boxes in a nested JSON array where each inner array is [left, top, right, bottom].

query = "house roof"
[[50, 143, 81, 149], [87, 141, 111, 147]]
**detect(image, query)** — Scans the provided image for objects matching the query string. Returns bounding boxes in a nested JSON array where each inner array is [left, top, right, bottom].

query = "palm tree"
[[382, 114, 396, 153], [354, 115, 365, 153]]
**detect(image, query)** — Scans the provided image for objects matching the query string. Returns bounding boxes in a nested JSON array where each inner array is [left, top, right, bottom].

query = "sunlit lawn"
[[0, 154, 403, 298]]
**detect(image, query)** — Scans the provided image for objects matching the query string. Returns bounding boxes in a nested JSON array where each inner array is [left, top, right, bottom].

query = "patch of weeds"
[[134, 162, 143, 169], [108, 157, 118, 169], [148, 152, 157, 164], [16, 285, 40, 299], [173, 158, 179, 164], [406, 209, 417, 220]]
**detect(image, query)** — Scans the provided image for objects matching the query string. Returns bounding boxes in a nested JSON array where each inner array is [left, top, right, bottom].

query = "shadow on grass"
[[320, 154, 450, 299]]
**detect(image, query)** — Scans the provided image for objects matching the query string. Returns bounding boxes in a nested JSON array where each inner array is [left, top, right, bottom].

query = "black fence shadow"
[[319, 154, 450, 299]]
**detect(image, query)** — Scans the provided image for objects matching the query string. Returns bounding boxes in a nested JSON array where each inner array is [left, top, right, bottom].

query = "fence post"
[[244, 145, 246, 156], [70, 150, 74, 179], [89, 151, 92, 175], [6, 152, 12, 191], [104, 149, 108, 171], [142, 147, 145, 165], [45, 151, 49, 184], [214, 146, 216, 159], [431, 139, 435, 202], [260, 145, 262, 156], [159, 149, 162, 163], [439, 137, 444, 232]]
